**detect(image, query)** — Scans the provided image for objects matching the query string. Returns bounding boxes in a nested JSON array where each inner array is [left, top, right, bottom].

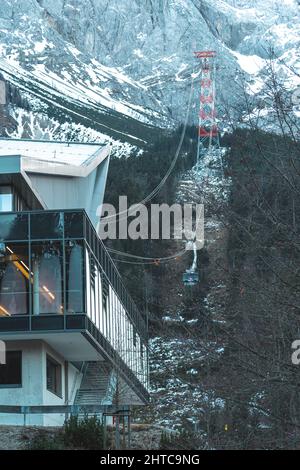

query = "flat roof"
[[0, 138, 107, 167]]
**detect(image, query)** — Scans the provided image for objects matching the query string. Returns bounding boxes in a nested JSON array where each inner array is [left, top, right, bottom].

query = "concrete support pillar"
[[33, 258, 40, 315]]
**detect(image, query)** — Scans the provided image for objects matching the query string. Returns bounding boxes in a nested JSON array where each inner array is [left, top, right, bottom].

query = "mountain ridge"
[[0, 0, 299, 148]]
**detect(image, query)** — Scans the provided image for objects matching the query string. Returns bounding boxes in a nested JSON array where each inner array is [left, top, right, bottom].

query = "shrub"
[[63, 415, 105, 450], [29, 415, 106, 450], [29, 432, 64, 450]]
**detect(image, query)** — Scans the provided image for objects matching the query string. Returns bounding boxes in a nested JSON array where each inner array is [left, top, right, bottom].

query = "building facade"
[[0, 138, 149, 426]]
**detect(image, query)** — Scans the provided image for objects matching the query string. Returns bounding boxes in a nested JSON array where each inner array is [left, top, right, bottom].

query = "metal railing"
[[0, 209, 150, 398]]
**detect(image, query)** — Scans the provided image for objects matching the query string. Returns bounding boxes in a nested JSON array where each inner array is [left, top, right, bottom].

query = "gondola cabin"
[[182, 270, 199, 286]]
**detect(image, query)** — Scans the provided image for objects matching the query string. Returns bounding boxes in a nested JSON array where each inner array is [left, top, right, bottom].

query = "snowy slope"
[[0, 0, 299, 143], [0, 1, 171, 149]]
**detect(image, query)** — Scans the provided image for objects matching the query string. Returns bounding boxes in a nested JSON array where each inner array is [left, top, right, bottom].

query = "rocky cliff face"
[[0, 0, 299, 143]]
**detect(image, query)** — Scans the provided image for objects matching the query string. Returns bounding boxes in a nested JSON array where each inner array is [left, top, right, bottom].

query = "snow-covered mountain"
[[0, 0, 299, 147]]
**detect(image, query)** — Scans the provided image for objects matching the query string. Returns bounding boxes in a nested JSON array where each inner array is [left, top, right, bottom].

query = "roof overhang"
[[20, 145, 110, 177], [0, 140, 111, 223], [0, 155, 45, 209]]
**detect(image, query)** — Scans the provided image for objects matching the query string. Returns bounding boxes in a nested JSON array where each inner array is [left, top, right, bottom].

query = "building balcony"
[[0, 209, 149, 404]]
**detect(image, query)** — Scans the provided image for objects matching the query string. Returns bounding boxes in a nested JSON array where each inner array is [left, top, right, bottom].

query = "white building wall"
[[0, 340, 82, 427], [0, 340, 44, 426], [67, 363, 83, 405], [41, 343, 65, 427]]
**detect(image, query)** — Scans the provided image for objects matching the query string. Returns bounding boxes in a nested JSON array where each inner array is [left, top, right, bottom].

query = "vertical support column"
[[33, 258, 39, 316], [127, 411, 131, 450], [102, 413, 107, 449], [0, 80, 6, 105], [115, 413, 120, 450], [62, 212, 66, 329], [64, 361, 69, 422]]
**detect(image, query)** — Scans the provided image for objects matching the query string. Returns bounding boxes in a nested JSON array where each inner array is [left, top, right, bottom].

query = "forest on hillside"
[[104, 116, 300, 448]]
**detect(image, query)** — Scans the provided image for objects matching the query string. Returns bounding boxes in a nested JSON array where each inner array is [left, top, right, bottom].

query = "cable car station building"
[[0, 138, 149, 426]]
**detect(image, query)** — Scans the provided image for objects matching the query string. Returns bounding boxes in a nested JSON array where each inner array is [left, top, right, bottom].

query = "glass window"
[[31, 241, 64, 315], [0, 213, 28, 241], [90, 253, 96, 322], [0, 351, 22, 387], [14, 191, 28, 212], [0, 243, 30, 316], [86, 224, 91, 247], [0, 187, 13, 212], [64, 212, 84, 239], [46, 355, 62, 397], [30, 212, 63, 240], [0, 195, 13, 212], [65, 240, 85, 313]]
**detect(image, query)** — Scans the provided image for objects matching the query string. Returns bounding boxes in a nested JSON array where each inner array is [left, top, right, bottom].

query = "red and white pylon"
[[194, 50, 220, 167]]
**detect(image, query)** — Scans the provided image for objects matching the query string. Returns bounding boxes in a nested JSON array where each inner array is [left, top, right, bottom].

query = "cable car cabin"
[[182, 271, 199, 286]]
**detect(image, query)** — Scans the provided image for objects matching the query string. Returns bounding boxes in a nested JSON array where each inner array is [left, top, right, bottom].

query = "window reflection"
[[31, 241, 63, 315], [0, 195, 12, 212], [66, 241, 85, 313], [0, 243, 29, 316], [0, 210, 147, 386], [30, 212, 64, 240], [0, 213, 28, 241], [0, 186, 13, 212], [64, 212, 84, 239]]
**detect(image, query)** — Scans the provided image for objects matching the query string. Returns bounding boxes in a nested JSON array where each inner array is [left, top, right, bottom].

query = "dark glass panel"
[[0, 213, 28, 241], [32, 316, 64, 330], [65, 240, 85, 313], [99, 242, 105, 267], [46, 355, 62, 397], [0, 243, 29, 316], [91, 230, 96, 253], [66, 315, 86, 329], [30, 212, 63, 239], [0, 316, 29, 331], [0, 186, 13, 212], [31, 241, 64, 315], [64, 212, 84, 239], [87, 223, 92, 248]]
